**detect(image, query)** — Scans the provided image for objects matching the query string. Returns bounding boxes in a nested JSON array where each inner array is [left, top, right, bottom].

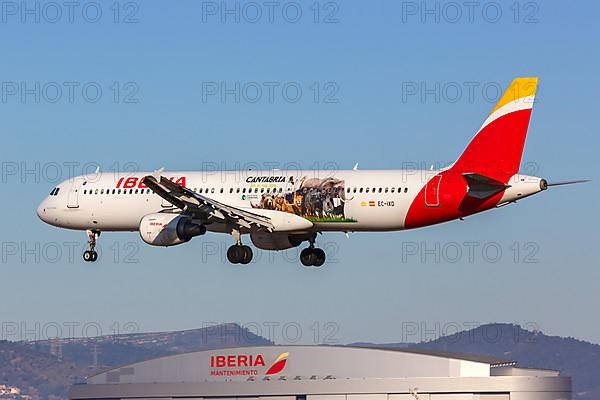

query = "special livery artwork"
[[250, 176, 355, 223]]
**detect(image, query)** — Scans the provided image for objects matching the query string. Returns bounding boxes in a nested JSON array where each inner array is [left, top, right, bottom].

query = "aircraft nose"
[[37, 199, 49, 222]]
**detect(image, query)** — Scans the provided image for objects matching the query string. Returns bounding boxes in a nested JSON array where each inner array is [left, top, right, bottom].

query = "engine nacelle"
[[250, 231, 306, 250], [139, 213, 206, 246]]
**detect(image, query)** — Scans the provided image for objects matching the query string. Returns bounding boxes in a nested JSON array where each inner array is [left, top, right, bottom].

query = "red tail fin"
[[451, 77, 538, 183]]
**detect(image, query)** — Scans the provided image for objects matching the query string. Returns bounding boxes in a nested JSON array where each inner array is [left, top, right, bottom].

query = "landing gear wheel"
[[227, 245, 243, 264], [227, 245, 252, 264], [83, 250, 98, 262], [300, 247, 326, 267], [313, 248, 326, 267], [300, 248, 317, 267], [240, 245, 253, 264]]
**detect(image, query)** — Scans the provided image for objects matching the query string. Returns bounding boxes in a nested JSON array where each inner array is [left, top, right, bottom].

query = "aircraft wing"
[[142, 175, 274, 231]]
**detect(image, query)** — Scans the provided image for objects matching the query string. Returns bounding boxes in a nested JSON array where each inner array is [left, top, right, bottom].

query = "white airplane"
[[37, 78, 586, 266]]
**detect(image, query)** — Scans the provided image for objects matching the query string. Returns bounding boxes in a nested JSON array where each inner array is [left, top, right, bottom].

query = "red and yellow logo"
[[265, 352, 289, 375], [209, 352, 289, 377]]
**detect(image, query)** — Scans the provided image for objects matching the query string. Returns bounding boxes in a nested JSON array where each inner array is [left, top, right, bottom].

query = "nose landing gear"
[[83, 229, 100, 262]]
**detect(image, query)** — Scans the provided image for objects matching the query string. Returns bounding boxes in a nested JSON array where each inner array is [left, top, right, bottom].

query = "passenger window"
[[199, 188, 203, 193], [365, 188, 370, 193], [100, 189, 104, 195], [242, 188, 246, 193], [220, 188, 224, 194], [236, 188, 240, 193], [229, 188, 234, 194], [385, 187, 389, 193], [211, 188, 215, 194], [95, 189, 99, 195], [279, 188, 283, 193], [135, 189, 138, 194], [129, 189, 133, 194], [391, 187, 395, 193], [398, 187, 402, 193], [378, 188, 382, 193], [254, 188, 259, 193], [404, 187, 408, 193], [83, 190, 87, 195], [359, 188, 363, 193]]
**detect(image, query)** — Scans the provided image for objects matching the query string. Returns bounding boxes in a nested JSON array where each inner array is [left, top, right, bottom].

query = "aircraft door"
[[67, 182, 81, 208], [425, 174, 442, 207]]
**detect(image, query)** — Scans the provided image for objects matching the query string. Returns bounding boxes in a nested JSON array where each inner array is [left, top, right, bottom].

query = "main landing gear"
[[300, 234, 326, 267], [83, 229, 100, 262], [227, 228, 253, 265]]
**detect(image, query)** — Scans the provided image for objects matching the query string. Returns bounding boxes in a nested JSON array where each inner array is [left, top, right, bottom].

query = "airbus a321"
[[37, 78, 586, 266]]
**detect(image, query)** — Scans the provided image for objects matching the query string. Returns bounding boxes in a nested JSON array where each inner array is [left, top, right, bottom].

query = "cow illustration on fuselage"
[[251, 176, 350, 222]]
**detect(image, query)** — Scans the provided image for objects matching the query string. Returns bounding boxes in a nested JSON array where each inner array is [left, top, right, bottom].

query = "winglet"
[[151, 167, 165, 181]]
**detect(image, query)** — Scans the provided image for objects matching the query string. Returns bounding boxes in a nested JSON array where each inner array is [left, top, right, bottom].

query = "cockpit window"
[[49, 188, 60, 196]]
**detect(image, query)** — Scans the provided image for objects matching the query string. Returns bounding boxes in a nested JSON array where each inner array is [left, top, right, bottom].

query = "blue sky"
[[1, 1, 599, 345]]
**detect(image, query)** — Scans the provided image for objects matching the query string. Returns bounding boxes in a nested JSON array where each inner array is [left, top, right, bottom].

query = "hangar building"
[[70, 346, 571, 400]]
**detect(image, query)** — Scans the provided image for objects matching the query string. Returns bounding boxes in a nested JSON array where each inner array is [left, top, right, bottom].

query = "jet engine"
[[250, 230, 307, 250], [139, 213, 206, 246]]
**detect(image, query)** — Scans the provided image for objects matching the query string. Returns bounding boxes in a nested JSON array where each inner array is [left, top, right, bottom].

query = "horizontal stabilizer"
[[463, 173, 510, 199]]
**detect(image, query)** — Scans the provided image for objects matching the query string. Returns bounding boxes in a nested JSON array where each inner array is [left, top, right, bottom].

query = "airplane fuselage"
[[37, 169, 545, 234]]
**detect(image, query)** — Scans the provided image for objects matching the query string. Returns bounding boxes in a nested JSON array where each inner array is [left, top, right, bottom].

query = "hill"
[[356, 323, 600, 400]]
